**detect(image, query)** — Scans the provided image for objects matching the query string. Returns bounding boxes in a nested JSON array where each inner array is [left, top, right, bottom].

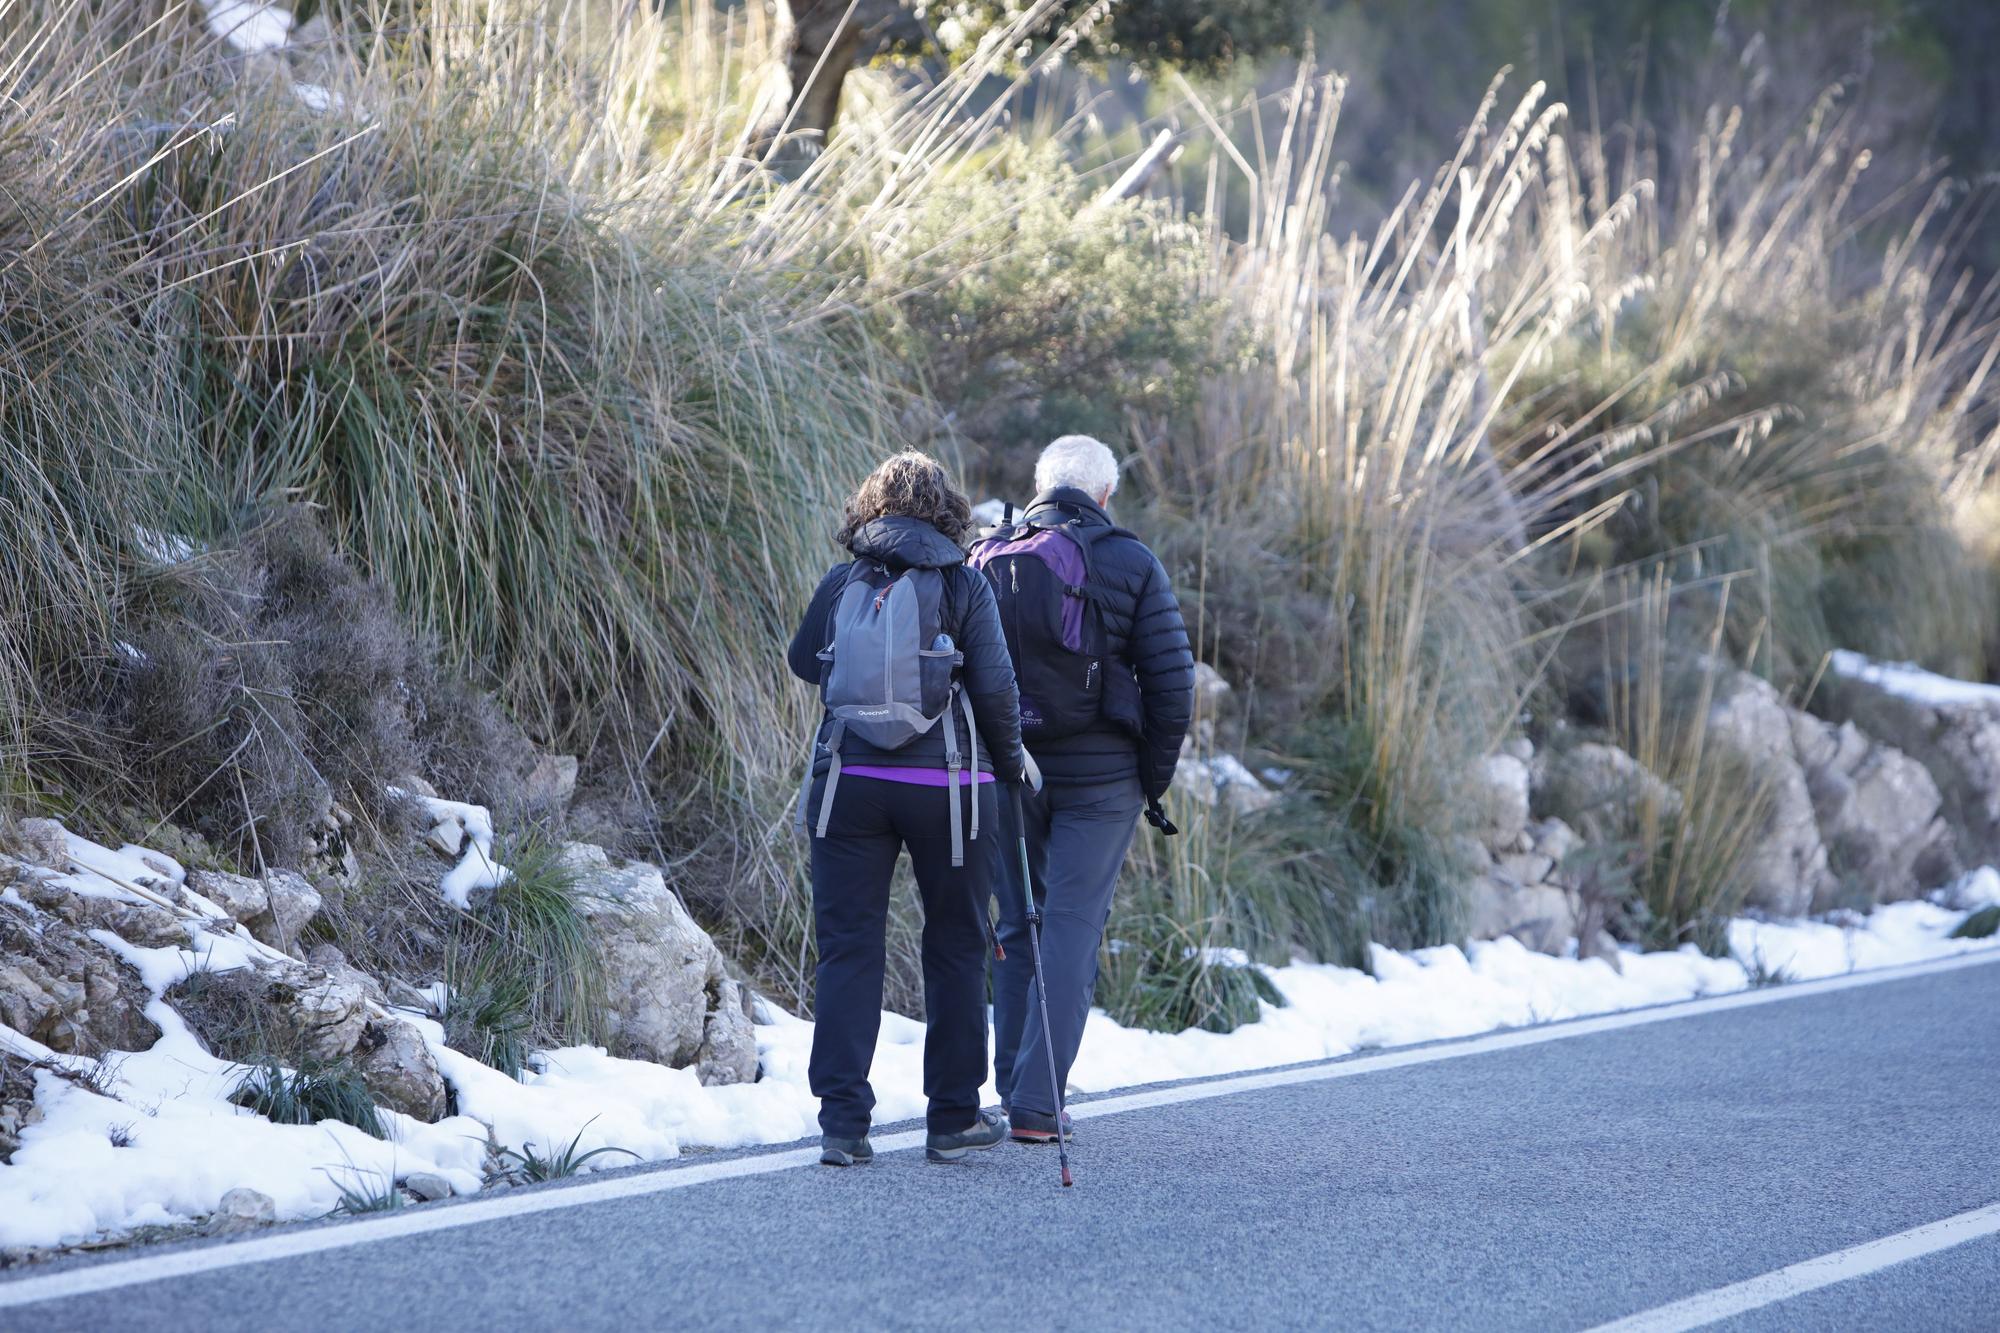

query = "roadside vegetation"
[[1, 0, 1995, 1037]]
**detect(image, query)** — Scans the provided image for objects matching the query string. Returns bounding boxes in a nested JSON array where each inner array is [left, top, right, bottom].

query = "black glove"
[[1144, 798, 1179, 836]]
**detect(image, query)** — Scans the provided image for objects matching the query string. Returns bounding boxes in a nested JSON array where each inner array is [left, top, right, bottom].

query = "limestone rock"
[[1465, 878, 1577, 955], [1529, 817, 1580, 868], [1471, 754, 1531, 854], [8, 819, 69, 872], [207, 1187, 276, 1235], [696, 978, 760, 1086], [352, 1016, 447, 1121], [75, 898, 187, 950], [575, 859, 758, 1082], [187, 869, 269, 926], [425, 820, 465, 859], [524, 753, 580, 808], [0, 900, 160, 1055], [1816, 664, 2000, 875], [1536, 742, 1681, 827], [1494, 851, 1555, 887], [257, 871, 322, 952], [403, 1171, 454, 1203], [1702, 672, 1830, 918]]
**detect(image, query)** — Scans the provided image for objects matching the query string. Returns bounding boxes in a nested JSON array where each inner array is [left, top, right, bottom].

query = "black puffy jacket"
[[1004, 487, 1194, 798], [789, 516, 1026, 783]]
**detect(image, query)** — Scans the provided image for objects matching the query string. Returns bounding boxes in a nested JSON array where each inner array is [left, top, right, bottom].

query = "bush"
[[881, 146, 1221, 482], [233, 1059, 386, 1138]]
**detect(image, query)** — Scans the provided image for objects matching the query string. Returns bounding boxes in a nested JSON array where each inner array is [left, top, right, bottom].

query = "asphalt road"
[[7, 956, 1999, 1332]]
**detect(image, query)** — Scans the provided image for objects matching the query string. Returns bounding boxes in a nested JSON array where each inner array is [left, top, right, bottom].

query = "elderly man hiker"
[[971, 435, 1194, 1143]]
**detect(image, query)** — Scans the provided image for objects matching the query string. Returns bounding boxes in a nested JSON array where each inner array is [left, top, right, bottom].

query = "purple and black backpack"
[[970, 508, 1132, 739]]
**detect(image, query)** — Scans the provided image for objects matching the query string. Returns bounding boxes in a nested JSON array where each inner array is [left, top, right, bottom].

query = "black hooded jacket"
[[789, 516, 1026, 783], [1008, 487, 1194, 798]]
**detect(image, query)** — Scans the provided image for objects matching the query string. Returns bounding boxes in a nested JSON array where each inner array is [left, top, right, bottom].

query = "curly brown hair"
[[834, 451, 973, 549]]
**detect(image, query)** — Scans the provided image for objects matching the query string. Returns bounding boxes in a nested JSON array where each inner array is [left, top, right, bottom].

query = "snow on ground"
[[1829, 649, 2000, 708], [5, 867, 1996, 1250]]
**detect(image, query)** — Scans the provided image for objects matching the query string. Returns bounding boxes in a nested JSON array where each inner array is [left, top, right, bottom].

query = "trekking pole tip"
[[1060, 1165, 1073, 1188]]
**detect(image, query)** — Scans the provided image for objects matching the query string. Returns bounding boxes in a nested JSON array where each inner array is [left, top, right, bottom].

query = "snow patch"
[[1829, 649, 2000, 709], [199, 0, 293, 54]]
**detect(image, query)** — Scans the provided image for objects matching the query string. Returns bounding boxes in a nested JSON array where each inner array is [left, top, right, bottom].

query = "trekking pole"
[[1010, 781, 1073, 1188]]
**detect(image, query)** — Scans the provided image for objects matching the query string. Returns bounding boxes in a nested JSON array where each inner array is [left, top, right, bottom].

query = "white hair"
[[1034, 435, 1120, 501]]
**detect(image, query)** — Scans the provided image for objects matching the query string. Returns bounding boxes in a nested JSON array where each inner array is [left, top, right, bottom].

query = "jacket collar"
[[1025, 485, 1112, 527], [843, 515, 966, 568]]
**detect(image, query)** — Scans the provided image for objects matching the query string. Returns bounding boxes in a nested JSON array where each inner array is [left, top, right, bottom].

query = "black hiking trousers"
[[807, 773, 997, 1138]]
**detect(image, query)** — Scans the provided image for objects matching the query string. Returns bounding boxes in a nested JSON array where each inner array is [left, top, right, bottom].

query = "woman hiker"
[[788, 452, 1032, 1167]]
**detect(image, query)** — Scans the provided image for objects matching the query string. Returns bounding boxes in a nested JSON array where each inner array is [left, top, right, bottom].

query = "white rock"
[[207, 1187, 276, 1235], [426, 820, 465, 859], [258, 871, 322, 952], [1465, 878, 1576, 956], [1470, 754, 1531, 853], [402, 1171, 454, 1203]]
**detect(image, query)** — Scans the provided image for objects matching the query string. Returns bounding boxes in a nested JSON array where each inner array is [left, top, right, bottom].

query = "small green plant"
[[1950, 905, 2000, 940], [1736, 946, 1794, 989], [1098, 915, 1284, 1036], [322, 1164, 405, 1216], [493, 1119, 639, 1183], [232, 1059, 386, 1139]]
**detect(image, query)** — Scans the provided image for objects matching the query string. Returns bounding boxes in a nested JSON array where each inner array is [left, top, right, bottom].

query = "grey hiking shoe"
[[819, 1133, 873, 1167], [1007, 1108, 1072, 1144], [924, 1109, 1007, 1163]]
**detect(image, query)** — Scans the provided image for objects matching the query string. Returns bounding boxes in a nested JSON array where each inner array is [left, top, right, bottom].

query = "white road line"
[[1585, 1202, 2000, 1332], [2, 948, 1997, 1311]]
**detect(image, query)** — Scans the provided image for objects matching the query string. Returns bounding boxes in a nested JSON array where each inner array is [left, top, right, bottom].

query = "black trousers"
[[807, 773, 998, 1137]]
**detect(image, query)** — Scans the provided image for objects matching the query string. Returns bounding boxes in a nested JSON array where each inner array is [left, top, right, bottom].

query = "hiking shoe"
[[819, 1133, 873, 1167], [924, 1109, 1008, 1163], [1008, 1108, 1072, 1144]]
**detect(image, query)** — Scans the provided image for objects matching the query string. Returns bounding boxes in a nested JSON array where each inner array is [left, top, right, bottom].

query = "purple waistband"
[[843, 765, 995, 787]]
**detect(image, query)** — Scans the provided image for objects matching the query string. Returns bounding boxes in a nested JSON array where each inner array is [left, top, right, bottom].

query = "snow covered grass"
[[6, 879, 1997, 1253]]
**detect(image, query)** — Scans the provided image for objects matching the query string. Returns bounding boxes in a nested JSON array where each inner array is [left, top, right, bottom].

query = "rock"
[[171, 960, 446, 1121], [1702, 672, 1831, 918], [1806, 732, 1952, 904], [559, 843, 612, 872], [1494, 852, 1555, 887], [1536, 742, 1682, 827], [290, 977, 371, 1065], [305, 944, 387, 1007], [695, 978, 759, 1086], [8, 818, 69, 872], [257, 871, 322, 951], [575, 860, 755, 1081], [1470, 754, 1531, 854], [1500, 737, 1535, 764], [524, 753, 580, 808], [75, 898, 188, 950], [187, 869, 269, 926], [207, 1187, 276, 1235], [1815, 666, 2000, 877], [402, 1171, 454, 1203], [1529, 817, 1580, 867], [352, 1017, 446, 1121], [0, 900, 160, 1055], [425, 821, 465, 859], [392, 774, 441, 801], [1465, 878, 1577, 955], [1191, 663, 1233, 716]]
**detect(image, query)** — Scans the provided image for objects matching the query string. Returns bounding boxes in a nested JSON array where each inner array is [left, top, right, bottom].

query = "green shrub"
[[233, 1058, 386, 1138], [1951, 905, 2000, 940], [881, 146, 1221, 483]]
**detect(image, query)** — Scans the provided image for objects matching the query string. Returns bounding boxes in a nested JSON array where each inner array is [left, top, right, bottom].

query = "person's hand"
[[1020, 749, 1043, 793]]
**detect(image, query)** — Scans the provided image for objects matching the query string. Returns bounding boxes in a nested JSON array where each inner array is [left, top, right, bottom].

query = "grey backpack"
[[797, 559, 982, 863]]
